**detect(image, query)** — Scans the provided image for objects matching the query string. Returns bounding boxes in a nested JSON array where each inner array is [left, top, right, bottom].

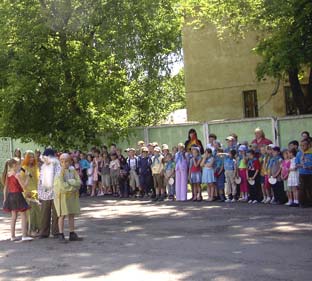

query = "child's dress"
[[3, 175, 30, 213], [202, 156, 215, 184], [189, 156, 202, 184], [214, 156, 225, 190], [281, 159, 291, 192], [288, 158, 299, 187]]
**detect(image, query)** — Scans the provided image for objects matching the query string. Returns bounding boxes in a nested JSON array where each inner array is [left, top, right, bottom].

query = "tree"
[[179, 0, 312, 113], [0, 0, 184, 149]]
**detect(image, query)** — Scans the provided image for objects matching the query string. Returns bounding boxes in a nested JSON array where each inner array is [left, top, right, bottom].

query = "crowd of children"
[[2, 128, 312, 242]]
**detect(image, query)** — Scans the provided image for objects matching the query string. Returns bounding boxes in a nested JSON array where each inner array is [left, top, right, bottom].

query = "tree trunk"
[[288, 68, 307, 114]]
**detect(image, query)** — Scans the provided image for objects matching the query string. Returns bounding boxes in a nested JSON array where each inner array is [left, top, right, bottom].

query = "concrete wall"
[[182, 24, 286, 122]]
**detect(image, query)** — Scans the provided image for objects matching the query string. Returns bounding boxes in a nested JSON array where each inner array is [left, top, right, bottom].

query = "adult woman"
[[184, 128, 204, 154], [251, 128, 272, 148]]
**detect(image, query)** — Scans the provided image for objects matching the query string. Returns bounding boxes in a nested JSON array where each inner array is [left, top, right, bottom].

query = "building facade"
[[182, 24, 308, 122]]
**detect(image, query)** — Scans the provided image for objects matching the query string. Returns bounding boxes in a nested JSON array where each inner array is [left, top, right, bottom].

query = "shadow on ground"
[[0, 195, 312, 281]]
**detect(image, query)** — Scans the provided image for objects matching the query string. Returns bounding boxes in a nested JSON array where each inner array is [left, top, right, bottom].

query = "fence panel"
[[207, 118, 274, 146], [277, 115, 312, 148], [147, 123, 204, 149], [0, 138, 12, 174]]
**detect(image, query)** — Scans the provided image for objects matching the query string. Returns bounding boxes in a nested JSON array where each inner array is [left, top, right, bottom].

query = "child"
[[189, 146, 202, 201], [237, 145, 248, 201], [138, 147, 153, 197], [281, 150, 291, 205], [79, 153, 90, 196], [109, 152, 120, 197], [247, 150, 261, 204], [20, 150, 41, 237], [259, 146, 269, 203], [2, 158, 33, 241], [296, 138, 312, 207], [269, 146, 287, 204], [91, 149, 101, 197], [263, 145, 274, 203], [201, 148, 215, 201], [86, 154, 94, 195], [127, 148, 141, 197], [101, 151, 111, 195], [287, 148, 299, 207], [175, 143, 188, 201], [222, 149, 237, 202], [214, 148, 226, 202], [164, 153, 175, 201], [151, 146, 165, 201], [54, 153, 82, 242]]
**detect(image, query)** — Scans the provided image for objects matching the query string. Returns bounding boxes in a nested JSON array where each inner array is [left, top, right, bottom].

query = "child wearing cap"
[[175, 143, 188, 201], [164, 153, 176, 201], [219, 149, 237, 202], [151, 147, 165, 201], [189, 146, 202, 201], [138, 147, 153, 197], [237, 145, 248, 202]]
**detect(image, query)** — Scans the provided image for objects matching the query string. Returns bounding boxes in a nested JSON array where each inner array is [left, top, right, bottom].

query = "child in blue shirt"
[[296, 139, 312, 207]]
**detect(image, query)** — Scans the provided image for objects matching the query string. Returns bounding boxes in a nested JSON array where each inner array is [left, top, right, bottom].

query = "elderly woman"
[[54, 153, 82, 242], [251, 128, 273, 148]]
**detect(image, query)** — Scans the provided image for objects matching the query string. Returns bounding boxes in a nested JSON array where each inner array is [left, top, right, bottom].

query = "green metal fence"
[[1, 115, 311, 171]]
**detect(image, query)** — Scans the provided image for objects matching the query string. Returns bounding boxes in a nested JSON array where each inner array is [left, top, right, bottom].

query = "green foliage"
[[0, 0, 185, 149], [180, 0, 312, 112]]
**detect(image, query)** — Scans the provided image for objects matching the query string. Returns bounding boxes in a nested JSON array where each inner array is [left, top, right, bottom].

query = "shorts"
[[260, 176, 265, 185], [153, 174, 164, 189]]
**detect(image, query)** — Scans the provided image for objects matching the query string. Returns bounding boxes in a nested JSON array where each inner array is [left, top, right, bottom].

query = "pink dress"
[[281, 160, 291, 180], [92, 159, 99, 182]]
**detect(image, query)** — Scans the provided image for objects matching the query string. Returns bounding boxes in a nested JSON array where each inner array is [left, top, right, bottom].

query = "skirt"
[[202, 168, 215, 184], [190, 172, 202, 184], [3, 192, 30, 213], [288, 171, 299, 187]]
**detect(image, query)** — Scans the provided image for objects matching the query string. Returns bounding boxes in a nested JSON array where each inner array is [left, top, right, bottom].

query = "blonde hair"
[[254, 128, 265, 138]]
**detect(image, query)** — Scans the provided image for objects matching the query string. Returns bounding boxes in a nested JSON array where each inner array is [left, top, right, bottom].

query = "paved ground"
[[0, 195, 312, 281]]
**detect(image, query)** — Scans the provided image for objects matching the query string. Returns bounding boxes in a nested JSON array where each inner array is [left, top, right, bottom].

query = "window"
[[243, 90, 258, 118], [284, 85, 308, 115]]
